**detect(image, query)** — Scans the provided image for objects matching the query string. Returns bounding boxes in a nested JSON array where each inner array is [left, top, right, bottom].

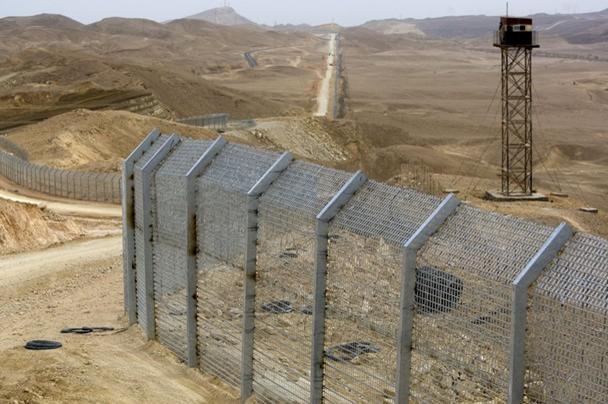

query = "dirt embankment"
[[6, 109, 220, 171], [0, 199, 83, 255], [0, 198, 119, 256]]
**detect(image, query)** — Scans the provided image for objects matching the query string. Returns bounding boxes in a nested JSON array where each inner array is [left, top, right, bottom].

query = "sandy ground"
[[0, 169, 239, 403], [0, 236, 120, 288], [0, 245, 239, 403]]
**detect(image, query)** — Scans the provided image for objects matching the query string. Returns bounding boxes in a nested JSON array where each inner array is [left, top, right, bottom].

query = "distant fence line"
[[0, 150, 121, 203], [177, 113, 230, 130], [332, 34, 342, 120], [123, 129, 608, 404]]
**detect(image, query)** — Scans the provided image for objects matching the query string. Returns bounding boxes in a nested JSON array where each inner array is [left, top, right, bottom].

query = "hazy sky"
[[0, 0, 604, 26]]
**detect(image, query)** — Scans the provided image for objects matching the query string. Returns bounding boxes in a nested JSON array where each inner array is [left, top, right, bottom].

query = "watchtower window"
[[512, 24, 531, 32]]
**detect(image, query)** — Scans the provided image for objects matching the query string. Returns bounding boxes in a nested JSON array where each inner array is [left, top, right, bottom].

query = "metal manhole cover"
[[261, 300, 293, 314]]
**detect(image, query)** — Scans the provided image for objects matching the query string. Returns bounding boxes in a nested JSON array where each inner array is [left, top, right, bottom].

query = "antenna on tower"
[[506, 1, 509, 16]]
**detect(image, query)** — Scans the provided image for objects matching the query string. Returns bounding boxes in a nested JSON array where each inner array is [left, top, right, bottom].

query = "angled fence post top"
[[513, 222, 573, 289], [316, 170, 368, 222], [508, 221, 573, 404], [247, 152, 293, 197], [141, 134, 181, 174], [185, 135, 228, 180], [404, 193, 460, 250], [124, 129, 161, 168]]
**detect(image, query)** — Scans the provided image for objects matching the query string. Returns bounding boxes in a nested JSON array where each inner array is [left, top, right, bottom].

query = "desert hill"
[[184, 6, 255, 26], [362, 8, 608, 43], [0, 14, 323, 128]]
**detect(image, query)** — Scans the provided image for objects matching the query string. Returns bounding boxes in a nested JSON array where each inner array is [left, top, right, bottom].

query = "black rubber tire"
[[61, 327, 93, 334], [25, 340, 62, 350]]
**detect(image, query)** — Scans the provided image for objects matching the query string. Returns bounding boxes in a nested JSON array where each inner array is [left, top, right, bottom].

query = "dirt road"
[[0, 236, 121, 288], [0, 188, 121, 218], [0, 239, 238, 403], [314, 33, 337, 117], [0, 170, 237, 402]]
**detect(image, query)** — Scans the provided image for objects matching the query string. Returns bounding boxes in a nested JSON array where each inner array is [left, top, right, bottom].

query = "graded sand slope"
[[0, 250, 237, 403], [0, 199, 83, 256], [6, 110, 218, 171]]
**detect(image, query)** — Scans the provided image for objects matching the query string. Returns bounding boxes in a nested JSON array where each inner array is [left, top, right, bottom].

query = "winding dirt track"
[[0, 236, 122, 288], [0, 188, 121, 218]]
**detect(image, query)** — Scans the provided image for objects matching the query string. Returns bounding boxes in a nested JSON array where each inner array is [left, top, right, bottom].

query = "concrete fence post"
[[61, 170, 68, 198], [311, 171, 367, 404], [46, 167, 51, 194], [138, 134, 180, 340], [52, 168, 58, 196], [241, 152, 293, 402], [122, 129, 161, 323], [184, 135, 227, 368], [396, 194, 460, 404], [508, 222, 572, 404]]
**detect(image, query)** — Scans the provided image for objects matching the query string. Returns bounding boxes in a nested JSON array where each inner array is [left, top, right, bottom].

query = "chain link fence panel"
[[526, 233, 608, 403], [195, 144, 279, 390], [177, 113, 230, 130], [413, 206, 553, 402], [251, 161, 352, 403], [324, 181, 442, 403], [134, 135, 170, 331], [153, 138, 213, 359], [123, 134, 608, 404]]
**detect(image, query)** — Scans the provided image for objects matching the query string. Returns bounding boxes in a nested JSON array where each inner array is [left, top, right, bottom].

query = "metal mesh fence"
[[177, 113, 230, 130], [153, 138, 213, 359], [413, 206, 553, 403], [0, 149, 120, 203], [134, 135, 170, 331], [252, 161, 352, 403], [526, 233, 608, 403], [195, 144, 279, 390], [324, 181, 442, 403], [124, 134, 608, 404]]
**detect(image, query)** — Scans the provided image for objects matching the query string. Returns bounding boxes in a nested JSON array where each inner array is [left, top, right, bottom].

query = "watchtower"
[[487, 17, 547, 201]]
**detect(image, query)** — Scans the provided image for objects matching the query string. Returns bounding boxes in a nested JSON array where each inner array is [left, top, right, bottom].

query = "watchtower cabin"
[[494, 17, 539, 48]]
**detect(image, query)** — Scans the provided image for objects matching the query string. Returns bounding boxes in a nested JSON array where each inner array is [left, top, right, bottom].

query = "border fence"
[[177, 113, 230, 130], [123, 129, 608, 404], [0, 149, 121, 203]]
